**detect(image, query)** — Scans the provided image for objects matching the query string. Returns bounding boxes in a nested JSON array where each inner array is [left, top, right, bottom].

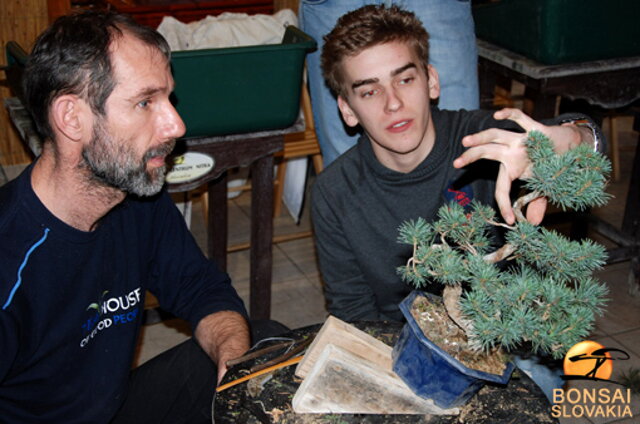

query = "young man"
[[311, 5, 602, 322], [0, 12, 249, 423], [299, 0, 480, 166]]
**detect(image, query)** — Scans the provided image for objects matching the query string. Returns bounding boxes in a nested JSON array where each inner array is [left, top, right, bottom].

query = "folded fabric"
[[157, 9, 298, 51]]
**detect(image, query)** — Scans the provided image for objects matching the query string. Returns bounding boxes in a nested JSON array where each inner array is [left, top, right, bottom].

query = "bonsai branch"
[[512, 190, 543, 223], [482, 190, 542, 263]]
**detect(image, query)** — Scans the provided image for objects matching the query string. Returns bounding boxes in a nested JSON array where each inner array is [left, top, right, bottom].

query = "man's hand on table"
[[194, 310, 250, 384]]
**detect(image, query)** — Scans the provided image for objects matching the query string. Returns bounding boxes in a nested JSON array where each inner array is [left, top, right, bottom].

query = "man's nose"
[[385, 88, 403, 113], [162, 103, 186, 139]]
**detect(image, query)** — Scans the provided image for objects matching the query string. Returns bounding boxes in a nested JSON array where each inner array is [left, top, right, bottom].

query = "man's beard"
[[81, 118, 176, 197]]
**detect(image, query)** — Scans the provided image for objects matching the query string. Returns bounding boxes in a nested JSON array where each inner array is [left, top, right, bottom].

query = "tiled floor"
[[2, 117, 638, 422]]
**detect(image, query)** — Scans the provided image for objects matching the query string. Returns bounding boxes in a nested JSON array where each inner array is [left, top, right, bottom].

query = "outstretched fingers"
[[453, 143, 495, 169], [493, 108, 542, 133], [495, 166, 515, 225], [454, 108, 555, 224]]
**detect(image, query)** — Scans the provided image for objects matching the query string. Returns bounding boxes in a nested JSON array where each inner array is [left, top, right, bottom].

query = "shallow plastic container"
[[392, 291, 515, 409], [473, 0, 640, 65], [170, 25, 316, 138]]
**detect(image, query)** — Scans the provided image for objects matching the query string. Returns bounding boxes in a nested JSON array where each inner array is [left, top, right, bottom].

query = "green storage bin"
[[4, 41, 29, 101], [170, 26, 316, 138], [473, 0, 640, 65]]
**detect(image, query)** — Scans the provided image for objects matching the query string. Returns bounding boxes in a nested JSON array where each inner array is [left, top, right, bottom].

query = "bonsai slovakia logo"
[[551, 340, 634, 420]]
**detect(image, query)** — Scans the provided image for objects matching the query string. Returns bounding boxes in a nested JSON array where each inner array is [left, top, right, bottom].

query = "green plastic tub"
[[473, 0, 640, 65], [4, 41, 29, 100], [170, 25, 316, 138]]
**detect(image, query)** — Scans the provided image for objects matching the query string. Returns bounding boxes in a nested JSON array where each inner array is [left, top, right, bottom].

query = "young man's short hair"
[[320, 4, 430, 98]]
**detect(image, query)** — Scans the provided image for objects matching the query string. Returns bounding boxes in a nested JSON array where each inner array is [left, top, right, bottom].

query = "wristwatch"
[[559, 118, 601, 153]]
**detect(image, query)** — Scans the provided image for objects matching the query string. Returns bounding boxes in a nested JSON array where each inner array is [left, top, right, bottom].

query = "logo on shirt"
[[444, 183, 474, 209], [80, 287, 142, 348]]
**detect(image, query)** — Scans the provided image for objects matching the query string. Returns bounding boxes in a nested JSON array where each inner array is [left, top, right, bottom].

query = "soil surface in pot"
[[411, 295, 507, 375]]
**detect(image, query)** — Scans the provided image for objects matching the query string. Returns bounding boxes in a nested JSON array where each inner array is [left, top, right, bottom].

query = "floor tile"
[[270, 275, 327, 329], [593, 263, 640, 337], [227, 200, 252, 247], [134, 318, 191, 366], [611, 329, 640, 358], [558, 415, 595, 424], [226, 249, 251, 292], [606, 416, 640, 424], [276, 236, 321, 280]]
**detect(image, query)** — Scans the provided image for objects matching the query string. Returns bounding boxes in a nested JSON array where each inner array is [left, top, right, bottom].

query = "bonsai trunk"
[[441, 192, 539, 338], [442, 284, 472, 334]]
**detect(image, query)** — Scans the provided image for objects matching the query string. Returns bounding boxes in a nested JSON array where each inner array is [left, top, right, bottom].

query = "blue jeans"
[[513, 354, 565, 403], [299, 0, 479, 166]]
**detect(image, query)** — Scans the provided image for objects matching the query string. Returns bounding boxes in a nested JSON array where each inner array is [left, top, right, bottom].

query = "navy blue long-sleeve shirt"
[[0, 164, 247, 422]]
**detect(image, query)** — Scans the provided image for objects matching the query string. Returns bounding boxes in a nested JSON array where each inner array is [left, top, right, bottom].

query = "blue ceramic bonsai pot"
[[392, 291, 515, 409]]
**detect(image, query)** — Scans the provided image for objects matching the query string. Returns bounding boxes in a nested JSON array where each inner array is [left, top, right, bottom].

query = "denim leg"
[[513, 354, 565, 403], [300, 0, 479, 166], [405, 0, 479, 110], [299, 0, 368, 166]]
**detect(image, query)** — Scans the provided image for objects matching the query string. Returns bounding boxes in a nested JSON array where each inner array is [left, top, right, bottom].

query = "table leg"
[[622, 115, 640, 295], [478, 61, 498, 110], [249, 155, 274, 320], [208, 172, 228, 272], [524, 86, 557, 120]]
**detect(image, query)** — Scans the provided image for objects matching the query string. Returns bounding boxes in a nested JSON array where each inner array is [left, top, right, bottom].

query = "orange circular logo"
[[563, 341, 613, 379]]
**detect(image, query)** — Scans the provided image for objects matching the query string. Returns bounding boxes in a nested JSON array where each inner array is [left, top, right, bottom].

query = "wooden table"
[[214, 321, 557, 423], [477, 40, 640, 294], [477, 39, 640, 119]]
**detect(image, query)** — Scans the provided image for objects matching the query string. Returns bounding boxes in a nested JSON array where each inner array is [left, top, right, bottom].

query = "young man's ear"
[[426, 64, 441, 100], [50, 94, 91, 143], [337, 95, 360, 128]]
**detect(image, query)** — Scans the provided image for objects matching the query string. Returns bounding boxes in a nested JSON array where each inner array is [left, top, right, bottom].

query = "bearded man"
[[0, 11, 250, 423]]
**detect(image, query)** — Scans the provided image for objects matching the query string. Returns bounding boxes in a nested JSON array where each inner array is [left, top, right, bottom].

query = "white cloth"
[[157, 10, 298, 50]]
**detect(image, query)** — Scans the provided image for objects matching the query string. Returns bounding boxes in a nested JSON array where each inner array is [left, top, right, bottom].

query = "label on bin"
[[166, 152, 215, 184]]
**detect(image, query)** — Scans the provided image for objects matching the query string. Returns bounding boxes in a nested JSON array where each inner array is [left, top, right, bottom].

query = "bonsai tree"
[[397, 131, 610, 360]]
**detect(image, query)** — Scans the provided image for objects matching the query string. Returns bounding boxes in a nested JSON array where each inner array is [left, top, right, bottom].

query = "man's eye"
[[138, 99, 151, 108], [400, 77, 414, 85], [361, 89, 376, 98]]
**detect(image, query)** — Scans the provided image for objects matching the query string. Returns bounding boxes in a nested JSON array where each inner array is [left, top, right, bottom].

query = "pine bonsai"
[[397, 131, 611, 360]]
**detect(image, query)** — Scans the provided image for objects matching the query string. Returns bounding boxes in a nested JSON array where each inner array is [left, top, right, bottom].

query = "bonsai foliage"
[[397, 131, 611, 359]]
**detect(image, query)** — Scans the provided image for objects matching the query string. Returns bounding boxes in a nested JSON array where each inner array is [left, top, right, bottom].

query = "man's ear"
[[337, 95, 360, 128], [426, 65, 441, 100], [50, 94, 90, 143]]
